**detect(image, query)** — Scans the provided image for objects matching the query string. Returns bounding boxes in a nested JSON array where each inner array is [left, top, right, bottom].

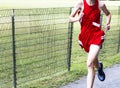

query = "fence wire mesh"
[[14, 8, 71, 87], [0, 8, 71, 88], [0, 9, 13, 88]]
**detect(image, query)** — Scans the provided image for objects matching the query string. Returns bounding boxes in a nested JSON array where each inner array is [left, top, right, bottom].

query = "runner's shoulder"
[[99, 1, 105, 8], [74, 0, 84, 8]]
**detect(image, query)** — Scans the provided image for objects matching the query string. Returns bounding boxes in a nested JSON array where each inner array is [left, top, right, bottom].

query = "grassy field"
[[0, 1, 120, 88]]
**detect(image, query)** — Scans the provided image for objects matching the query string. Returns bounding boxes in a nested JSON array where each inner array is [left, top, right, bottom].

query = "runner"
[[69, 0, 111, 88]]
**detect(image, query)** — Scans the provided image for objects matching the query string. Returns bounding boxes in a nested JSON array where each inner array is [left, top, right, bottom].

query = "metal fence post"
[[12, 9, 17, 88], [67, 7, 73, 71], [100, 12, 103, 26], [117, 6, 120, 53], [117, 27, 120, 53]]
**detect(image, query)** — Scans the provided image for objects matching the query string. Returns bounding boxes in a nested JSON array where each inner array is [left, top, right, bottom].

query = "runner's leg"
[[87, 44, 101, 88], [94, 57, 99, 69]]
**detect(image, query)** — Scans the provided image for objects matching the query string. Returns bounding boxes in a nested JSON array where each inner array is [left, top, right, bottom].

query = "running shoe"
[[97, 62, 105, 81]]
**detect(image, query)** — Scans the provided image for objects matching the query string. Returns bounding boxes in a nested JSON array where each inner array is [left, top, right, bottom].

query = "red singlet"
[[78, 0, 105, 52]]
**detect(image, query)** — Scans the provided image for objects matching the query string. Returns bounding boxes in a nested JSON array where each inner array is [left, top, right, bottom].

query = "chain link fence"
[[0, 9, 13, 88], [0, 8, 72, 88]]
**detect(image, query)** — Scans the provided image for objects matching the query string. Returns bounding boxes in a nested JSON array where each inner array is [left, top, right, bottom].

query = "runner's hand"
[[78, 12, 84, 22], [105, 24, 110, 31]]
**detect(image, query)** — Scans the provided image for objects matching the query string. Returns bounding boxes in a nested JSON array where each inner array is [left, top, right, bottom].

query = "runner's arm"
[[69, 0, 84, 22], [99, 2, 111, 30]]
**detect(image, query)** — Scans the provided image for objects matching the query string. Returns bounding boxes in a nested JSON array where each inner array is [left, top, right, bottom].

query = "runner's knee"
[[87, 59, 94, 68]]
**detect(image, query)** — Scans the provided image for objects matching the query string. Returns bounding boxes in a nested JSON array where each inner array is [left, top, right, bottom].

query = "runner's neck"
[[86, 0, 96, 6]]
